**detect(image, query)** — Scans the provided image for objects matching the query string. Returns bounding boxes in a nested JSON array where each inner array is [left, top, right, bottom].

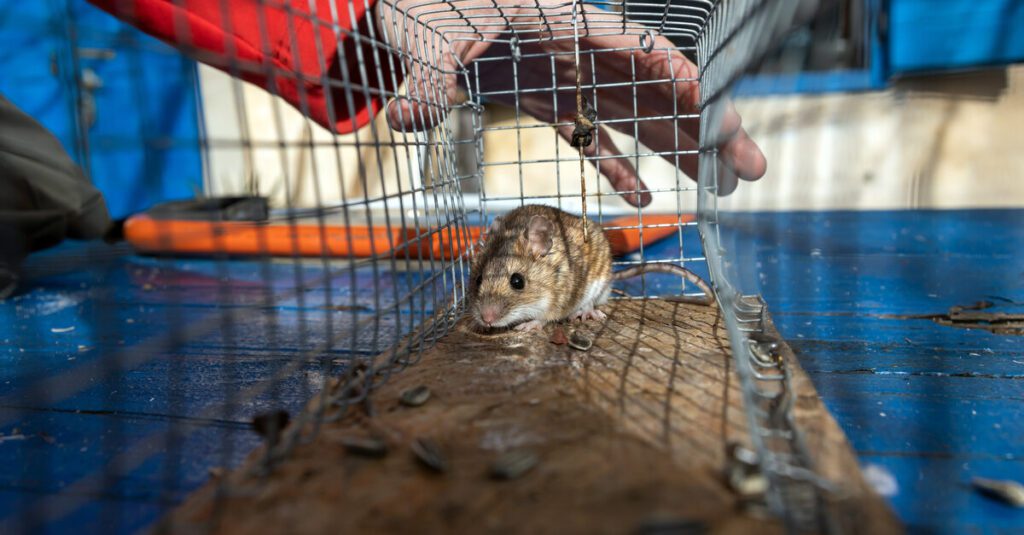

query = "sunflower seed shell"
[[341, 435, 389, 458], [490, 450, 539, 480], [400, 385, 432, 407], [568, 332, 593, 351], [972, 477, 1024, 507], [411, 437, 447, 473]]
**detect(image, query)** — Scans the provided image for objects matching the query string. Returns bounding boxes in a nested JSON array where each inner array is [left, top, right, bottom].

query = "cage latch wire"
[[568, 0, 593, 240]]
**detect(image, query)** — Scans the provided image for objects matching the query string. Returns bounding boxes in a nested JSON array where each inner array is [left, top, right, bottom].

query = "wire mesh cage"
[[1, 1, 864, 533]]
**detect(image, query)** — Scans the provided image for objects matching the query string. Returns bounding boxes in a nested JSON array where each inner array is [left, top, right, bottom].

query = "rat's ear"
[[525, 215, 554, 257], [488, 216, 503, 237]]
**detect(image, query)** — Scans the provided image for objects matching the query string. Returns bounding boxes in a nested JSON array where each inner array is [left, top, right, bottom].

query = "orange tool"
[[124, 200, 692, 259]]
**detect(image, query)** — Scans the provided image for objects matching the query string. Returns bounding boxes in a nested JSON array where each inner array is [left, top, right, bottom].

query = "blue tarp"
[[889, 0, 1024, 73], [0, 1, 203, 219]]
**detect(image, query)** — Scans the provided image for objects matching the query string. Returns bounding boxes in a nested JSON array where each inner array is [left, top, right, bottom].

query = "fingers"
[[385, 94, 447, 132], [385, 48, 462, 132], [378, 0, 769, 198], [719, 127, 767, 181], [556, 123, 652, 207], [629, 43, 767, 188], [709, 98, 767, 181], [568, 38, 705, 186], [377, 1, 484, 132], [716, 161, 739, 196]]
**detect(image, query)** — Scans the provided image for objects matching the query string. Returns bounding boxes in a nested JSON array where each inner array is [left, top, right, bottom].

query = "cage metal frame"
[[3, 1, 839, 532], [696, 0, 839, 532]]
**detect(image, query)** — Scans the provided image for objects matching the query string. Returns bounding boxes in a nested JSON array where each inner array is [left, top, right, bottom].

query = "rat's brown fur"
[[470, 205, 612, 330], [469, 205, 715, 330]]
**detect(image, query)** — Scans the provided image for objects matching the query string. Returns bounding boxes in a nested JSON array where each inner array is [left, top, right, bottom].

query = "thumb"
[[556, 123, 652, 208], [384, 20, 492, 132], [376, 0, 463, 132], [385, 54, 461, 132]]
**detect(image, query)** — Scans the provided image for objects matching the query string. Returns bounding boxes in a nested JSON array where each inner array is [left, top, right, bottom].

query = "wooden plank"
[[783, 315, 1024, 378], [816, 375, 1024, 456]]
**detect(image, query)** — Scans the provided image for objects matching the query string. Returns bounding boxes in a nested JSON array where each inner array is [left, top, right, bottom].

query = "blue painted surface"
[[1, 244, 445, 534], [732, 0, 1024, 97], [733, 70, 879, 97], [1, 209, 1022, 533], [734, 0, 889, 96], [716, 209, 1024, 534], [0, 1, 203, 219], [867, 0, 889, 89], [889, 0, 1024, 74]]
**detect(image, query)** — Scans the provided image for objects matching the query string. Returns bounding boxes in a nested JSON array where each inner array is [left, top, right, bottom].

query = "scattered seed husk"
[[550, 326, 568, 345], [636, 516, 708, 535], [729, 469, 768, 498], [729, 443, 759, 465], [489, 450, 539, 480], [400, 385, 432, 407], [725, 443, 767, 499], [208, 467, 225, 479], [334, 361, 368, 398], [411, 437, 447, 473], [972, 477, 1024, 507], [251, 410, 290, 446], [340, 435, 389, 458], [568, 331, 592, 351]]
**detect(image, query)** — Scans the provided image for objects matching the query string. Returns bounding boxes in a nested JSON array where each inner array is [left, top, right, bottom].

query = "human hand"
[[377, 0, 766, 206]]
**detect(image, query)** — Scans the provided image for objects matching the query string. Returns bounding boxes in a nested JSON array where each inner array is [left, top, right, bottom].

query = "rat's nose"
[[479, 304, 504, 325]]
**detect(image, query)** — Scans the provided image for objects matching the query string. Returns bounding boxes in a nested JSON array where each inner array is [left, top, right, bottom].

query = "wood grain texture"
[[159, 299, 898, 534]]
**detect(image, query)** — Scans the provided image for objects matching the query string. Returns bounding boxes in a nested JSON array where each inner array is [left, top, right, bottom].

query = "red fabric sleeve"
[[88, 0, 398, 134]]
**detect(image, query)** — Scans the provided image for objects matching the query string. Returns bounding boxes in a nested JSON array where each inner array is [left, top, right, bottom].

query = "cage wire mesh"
[[3, 0, 836, 532]]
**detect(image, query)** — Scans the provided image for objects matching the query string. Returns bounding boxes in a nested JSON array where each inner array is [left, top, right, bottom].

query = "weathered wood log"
[[159, 299, 899, 534]]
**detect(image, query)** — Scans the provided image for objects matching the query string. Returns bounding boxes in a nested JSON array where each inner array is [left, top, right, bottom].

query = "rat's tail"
[[612, 264, 715, 306]]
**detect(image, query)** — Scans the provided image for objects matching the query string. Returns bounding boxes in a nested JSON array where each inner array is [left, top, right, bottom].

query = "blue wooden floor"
[[1, 209, 1021, 534], [717, 209, 1024, 534], [0, 245, 444, 534]]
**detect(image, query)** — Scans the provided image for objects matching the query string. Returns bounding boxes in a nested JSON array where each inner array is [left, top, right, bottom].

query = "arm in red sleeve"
[[88, 0, 399, 134]]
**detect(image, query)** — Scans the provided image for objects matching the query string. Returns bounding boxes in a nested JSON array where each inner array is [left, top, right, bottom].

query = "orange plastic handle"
[[124, 213, 694, 259], [602, 214, 693, 254]]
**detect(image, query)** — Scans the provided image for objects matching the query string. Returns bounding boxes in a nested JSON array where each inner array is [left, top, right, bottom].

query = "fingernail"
[[384, 97, 401, 129]]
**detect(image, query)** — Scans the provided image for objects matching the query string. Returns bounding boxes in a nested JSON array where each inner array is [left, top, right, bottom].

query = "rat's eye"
[[509, 273, 525, 290], [475, 274, 483, 288]]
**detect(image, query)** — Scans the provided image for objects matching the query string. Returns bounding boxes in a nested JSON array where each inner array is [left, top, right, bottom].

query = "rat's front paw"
[[514, 320, 546, 332], [573, 309, 607, 322]]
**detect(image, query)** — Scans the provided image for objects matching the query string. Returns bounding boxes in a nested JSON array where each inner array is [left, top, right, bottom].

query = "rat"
[[469, 205, 714, 331]]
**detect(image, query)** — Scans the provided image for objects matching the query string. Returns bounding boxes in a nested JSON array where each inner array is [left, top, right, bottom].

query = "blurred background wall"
[[3, 0, 1023, 216], [196, 0, 1024, 213], [727, 66, 1024, 210], [197, 66, 1024, 213]]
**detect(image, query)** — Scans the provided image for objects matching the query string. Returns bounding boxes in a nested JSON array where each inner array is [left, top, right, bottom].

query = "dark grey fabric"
[[0, 94, 111, 253]]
